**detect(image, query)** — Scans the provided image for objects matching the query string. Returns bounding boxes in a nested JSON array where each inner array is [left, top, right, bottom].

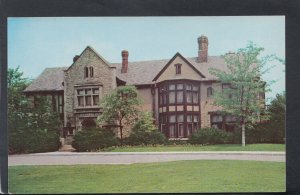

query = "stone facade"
[[63, 47, 116, 131]]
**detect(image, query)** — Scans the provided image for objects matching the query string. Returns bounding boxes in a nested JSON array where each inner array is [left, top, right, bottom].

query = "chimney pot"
[[121, 50, 129, 73], [73, 55, 80, 62]]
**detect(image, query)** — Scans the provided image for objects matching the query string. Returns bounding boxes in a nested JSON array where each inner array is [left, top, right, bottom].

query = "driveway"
[[8, 151, 285, 166]]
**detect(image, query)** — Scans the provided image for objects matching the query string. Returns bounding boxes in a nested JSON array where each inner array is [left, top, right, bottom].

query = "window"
[[169, 115, 176, 123], [177, 91, 183, 103], [211, 114, 237, 131], [211, 114, 223, 129], [177, 114, 184, 122], [169, 124, 176, 138], [158, 81, 200, 139], [84, 66, 94, 78], [90, 67, 94, 77], [207, 87, 213, 97], [175, 63, 182, 74], [159, 82, 198, 105], [186, 91, 192, 103], [76, 87, 101, 107], [222, 83, 235, 99], [193, 92, 198, 103], [52, 94, 63, 113], [178, 123, 184, 137], [169, 91, 176, 104], [84, 67, 89, 78]]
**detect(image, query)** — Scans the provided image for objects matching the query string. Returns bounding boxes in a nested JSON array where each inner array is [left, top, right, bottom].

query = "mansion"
[[24, 35, 264, 139]]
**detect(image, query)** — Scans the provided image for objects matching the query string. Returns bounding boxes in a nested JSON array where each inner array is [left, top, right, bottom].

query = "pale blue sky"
[[8, 16, 285, 102]]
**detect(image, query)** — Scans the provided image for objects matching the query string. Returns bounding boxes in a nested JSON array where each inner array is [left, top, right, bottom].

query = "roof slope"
[[114, 56, 226, 85], [24, 67, 67, 92], [24, 53, 228, 92]]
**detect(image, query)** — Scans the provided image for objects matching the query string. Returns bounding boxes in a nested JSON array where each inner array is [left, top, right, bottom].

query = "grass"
[[103, 143, 285, 152], [9, 160, 285, 193]]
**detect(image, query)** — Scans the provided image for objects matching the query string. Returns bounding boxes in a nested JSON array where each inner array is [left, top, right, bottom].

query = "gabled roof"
[[152, 52, 206, 82], [24, 67, 67, 92], [24, 47, 230, 92], [113, 56, 226, 85], [66, 46, 116, 72]]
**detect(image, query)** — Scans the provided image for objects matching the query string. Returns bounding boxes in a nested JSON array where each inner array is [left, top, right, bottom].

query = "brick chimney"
[[121, 50, 129, 73], [198, 35, 208, 63]]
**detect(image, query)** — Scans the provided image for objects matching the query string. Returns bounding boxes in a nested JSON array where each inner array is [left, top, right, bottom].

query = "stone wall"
[[64, 47, 116, 129]]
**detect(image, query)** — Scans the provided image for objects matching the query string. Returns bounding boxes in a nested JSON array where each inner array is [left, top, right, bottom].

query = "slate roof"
[[24, 53, 228, 92], [113, 56, 226, 85], [24, 67, 67, 92]]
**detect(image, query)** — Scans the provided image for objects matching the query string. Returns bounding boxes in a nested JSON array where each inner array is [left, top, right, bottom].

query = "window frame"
[[75, 86, 101, 108], [174, 63, 182, 75], [207, 87, 213, 97]]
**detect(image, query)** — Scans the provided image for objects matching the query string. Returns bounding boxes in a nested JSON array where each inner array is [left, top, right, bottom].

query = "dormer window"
[[175, 63, 182, 75], [84, 66, 94, 78]]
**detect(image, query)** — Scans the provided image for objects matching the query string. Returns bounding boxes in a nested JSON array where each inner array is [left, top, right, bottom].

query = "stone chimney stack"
[[198, 35, 208, 63], [121, 50, 129, 73]]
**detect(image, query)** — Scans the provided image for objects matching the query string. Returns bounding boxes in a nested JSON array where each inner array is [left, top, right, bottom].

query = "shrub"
[[9, 128, 60, 154], [246, 123, 285, 144], [126, 112, 167, 146], [72, 128, 118, 152], [188, 128, 231, 145]]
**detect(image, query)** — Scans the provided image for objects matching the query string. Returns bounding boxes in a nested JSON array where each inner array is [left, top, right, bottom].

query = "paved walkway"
[[8, 151, 285, 166]]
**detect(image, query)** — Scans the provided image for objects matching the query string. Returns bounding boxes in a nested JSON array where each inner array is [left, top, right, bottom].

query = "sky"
[[8, 16, 285, 102]]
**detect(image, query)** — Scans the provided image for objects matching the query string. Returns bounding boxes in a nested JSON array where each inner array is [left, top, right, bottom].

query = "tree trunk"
[[242, 123, 246, 147], [120, 125, 123, 146]]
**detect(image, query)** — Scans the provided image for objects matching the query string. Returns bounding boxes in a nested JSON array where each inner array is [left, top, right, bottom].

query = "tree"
[[209, 42, 283, 146], [8, 67, 61, 153], [8, 67, 32, 153], [97, 86, 142, 145], [126, 112, 167, 146], [267, 92, 285, 142]]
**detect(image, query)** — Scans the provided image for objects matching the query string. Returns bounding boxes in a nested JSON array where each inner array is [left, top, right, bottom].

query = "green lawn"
[[9, 160, 285, 193], [104, 144, 285, 152]]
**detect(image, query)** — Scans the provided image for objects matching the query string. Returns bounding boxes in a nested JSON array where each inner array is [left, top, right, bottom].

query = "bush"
[[72, 128, 118, 152], [246, 123, 285, 144], [125, 112, 167, 146], [188, 128, 231, 145], [125, 131, 166, 146], [9, 128, 60, 154]]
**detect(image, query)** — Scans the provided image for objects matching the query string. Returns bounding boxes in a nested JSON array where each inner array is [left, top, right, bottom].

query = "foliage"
[[97, 85, 142, 145], [247, 92, 285, 143], [81, 118, 97, 128], [8, 67, 61, 154], [125, 112, 167, 146], [208, 42, 284, 146], [188, 128, 231, 145], [72, 128, 118, 152]]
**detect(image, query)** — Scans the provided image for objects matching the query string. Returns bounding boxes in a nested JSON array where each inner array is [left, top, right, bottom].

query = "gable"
[[66, 46, 115, 72], [153, 53, 205, 83]]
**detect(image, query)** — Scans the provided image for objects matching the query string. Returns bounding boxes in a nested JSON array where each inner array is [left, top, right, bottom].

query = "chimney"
[[198, 35, 208, 63], [121, 50, 129, 73], [73, 55, 80, 62]]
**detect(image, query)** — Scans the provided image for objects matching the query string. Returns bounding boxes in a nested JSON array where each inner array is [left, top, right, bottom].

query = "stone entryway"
[[59, 135, 75, 152]]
